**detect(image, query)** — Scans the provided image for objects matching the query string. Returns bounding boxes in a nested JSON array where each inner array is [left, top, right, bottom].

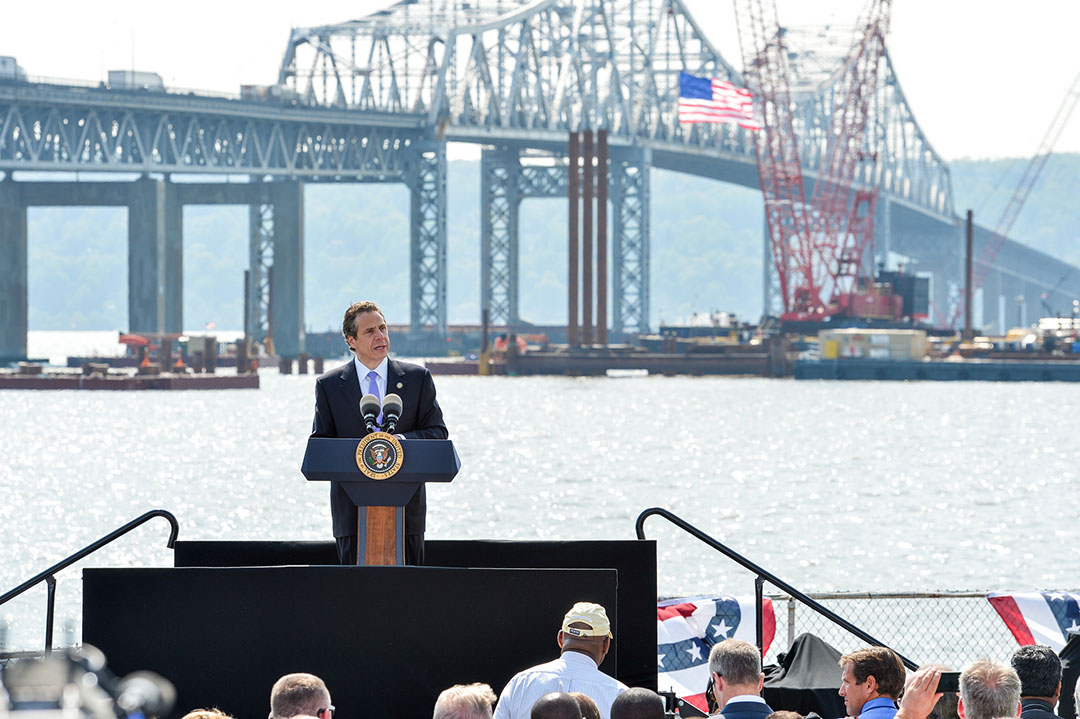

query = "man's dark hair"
[[611, 688, 665, 719], [1011, 645, 1062, 698], [839, 647, 906, 699], [530, 693, 582, 719], [269, 673, 329, 719], [569, 693, 601, 719], [342, 301, 383, 340]]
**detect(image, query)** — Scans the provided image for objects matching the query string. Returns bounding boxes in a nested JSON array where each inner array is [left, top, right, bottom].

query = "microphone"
[[360, 393, 381, 433], [381, 393, 403, 435]]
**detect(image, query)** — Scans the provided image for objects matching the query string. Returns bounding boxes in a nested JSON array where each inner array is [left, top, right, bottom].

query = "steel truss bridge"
[[2, 0, 1078, 360]]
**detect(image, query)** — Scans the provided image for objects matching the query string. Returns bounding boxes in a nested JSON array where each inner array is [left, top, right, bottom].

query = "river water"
[[1, 332, 1078, 655]]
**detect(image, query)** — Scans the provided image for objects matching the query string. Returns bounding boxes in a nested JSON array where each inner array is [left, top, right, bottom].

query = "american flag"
[[678, 72, 761, 129], [988, 591, 1080, 651], [657, 595, 776, 713]]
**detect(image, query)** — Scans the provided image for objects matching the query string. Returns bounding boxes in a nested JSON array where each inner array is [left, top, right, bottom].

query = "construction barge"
[[0, 363, 259, 390]]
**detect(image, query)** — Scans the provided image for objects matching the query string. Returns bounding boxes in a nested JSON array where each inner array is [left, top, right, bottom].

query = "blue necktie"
[[367, 370, 383, 428]]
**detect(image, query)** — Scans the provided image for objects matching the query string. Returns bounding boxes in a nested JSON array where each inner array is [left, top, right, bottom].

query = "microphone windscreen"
[[360, 393, 380, 416], [382, 393, 403, 416]]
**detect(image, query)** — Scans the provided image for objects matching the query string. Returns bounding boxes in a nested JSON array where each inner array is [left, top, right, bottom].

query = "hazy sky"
[[1, 0, 1078, 161]]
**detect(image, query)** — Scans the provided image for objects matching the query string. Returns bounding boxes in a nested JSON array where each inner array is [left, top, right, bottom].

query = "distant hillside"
[[949, 153, 1080, 268], [23, 154, 1080, 331]]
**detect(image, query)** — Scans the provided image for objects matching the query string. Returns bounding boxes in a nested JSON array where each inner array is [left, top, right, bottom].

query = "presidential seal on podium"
[[355, 432, 404, 479]]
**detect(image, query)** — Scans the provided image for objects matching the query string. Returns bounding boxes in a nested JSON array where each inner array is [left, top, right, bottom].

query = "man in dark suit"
[[1011, 645, 1062, 719], [311, 300, 448, 565], [707, 639, 773, 719]]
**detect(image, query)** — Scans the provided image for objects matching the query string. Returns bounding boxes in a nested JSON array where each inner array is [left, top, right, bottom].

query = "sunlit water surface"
[[2, 332, 1078, 651]]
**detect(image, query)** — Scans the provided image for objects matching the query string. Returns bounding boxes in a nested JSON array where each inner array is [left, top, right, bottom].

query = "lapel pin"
[[397, 382, 403, 389]]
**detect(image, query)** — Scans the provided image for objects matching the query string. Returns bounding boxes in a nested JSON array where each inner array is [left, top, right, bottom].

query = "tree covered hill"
[[24, 153, 1079, 331]]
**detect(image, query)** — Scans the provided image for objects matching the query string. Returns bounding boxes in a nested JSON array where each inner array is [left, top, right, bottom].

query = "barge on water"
[[794, 357, 1080, 382], [0, 363, 259, 390]]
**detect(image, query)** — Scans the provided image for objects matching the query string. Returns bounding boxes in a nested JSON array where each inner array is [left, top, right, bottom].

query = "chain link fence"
[[763, 591, 1019, 668]]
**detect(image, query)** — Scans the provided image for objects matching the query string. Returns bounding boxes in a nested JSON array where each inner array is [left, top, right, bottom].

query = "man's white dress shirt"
[[494, 651, 627, 719]]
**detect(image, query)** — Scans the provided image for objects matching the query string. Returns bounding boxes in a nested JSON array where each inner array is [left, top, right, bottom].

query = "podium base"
[[358, 506, 403, 565]]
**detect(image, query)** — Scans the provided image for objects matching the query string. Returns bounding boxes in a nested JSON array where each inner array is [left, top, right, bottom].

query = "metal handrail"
[[635, 506, 918, 670], [0, 509, 179, 652]]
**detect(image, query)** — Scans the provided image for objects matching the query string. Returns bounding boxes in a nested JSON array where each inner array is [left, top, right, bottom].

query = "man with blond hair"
[[708, 639, 773, 719], [958, 660, 1021, 719], [433, 683, 497, 719], [494, 602, 627, 719], [269, 673, 333, 719], [838, 647, 906, 719]]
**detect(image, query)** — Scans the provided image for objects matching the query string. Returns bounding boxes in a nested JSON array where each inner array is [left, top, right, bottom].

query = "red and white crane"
[[734, 0, 893, 322]]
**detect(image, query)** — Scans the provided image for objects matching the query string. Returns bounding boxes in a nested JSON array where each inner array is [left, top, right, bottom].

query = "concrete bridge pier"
[[981, 268, 1003, 335], [127, 178, 182, 335], [0, 180, 27, 361], [269, 181, 305, 359]]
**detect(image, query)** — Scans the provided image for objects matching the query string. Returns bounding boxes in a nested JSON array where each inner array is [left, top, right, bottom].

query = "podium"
[[301, 437, 459, 565]]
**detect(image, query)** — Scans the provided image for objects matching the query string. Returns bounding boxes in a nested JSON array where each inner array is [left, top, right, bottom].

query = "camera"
[[0, 645, 174, 719]]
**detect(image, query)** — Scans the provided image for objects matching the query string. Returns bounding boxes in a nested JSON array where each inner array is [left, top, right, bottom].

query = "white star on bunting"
[[711, 620, 733, 639]]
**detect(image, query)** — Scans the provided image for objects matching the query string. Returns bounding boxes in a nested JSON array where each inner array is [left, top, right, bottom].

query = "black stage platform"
[[83, 539, 656, 719]]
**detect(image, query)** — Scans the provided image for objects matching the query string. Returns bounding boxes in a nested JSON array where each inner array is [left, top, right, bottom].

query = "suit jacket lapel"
[[387, 359, 406, 398], [338, 358, 363, 421]]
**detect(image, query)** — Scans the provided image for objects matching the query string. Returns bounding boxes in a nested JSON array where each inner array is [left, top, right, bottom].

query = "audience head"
[[569, 693, 601, 719], [709, 639, 765, 710], [531, 692, 583, 719], [269, 673, 332, 719], [433, 683, 497, 719], [764, 712, 804, 719], [958, 660, 1021, 719], [558, 602, 613, 666], [610, 688, 665, 719], [1010, 645, 1062, 702], [839, 647, 906, 715], [182, 710, 234, 719]]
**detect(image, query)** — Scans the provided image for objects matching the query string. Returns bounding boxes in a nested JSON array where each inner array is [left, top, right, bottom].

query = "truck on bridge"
[[107, 70, 164, 91], [0, 56, 27, 82]]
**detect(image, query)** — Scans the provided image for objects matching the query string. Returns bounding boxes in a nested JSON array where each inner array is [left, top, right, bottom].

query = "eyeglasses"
[[317, 706, 335, 718]]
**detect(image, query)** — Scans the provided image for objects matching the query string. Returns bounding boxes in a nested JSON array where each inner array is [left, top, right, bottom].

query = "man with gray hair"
[[433, 683, 497, 719], [1010, 645, 1061, 719], [269, 673, 333, 719], [958, 660, 1021, 719], [707, 639, 773, 719]]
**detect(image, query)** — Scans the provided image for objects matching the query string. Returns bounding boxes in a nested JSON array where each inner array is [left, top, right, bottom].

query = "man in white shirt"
[[494, 602, 628, 719], [707, 639, 773, 719]]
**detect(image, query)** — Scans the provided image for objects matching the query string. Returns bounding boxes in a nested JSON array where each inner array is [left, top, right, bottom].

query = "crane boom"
[[949, 68, 1080, 328]]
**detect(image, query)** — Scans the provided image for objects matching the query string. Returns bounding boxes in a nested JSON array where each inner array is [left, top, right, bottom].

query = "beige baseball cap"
[[561, 602, 613, 638]]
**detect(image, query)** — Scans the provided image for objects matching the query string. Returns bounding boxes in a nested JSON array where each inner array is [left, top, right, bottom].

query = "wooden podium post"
[[301, 436, 459, 566], [362, 506, 399, 565]]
